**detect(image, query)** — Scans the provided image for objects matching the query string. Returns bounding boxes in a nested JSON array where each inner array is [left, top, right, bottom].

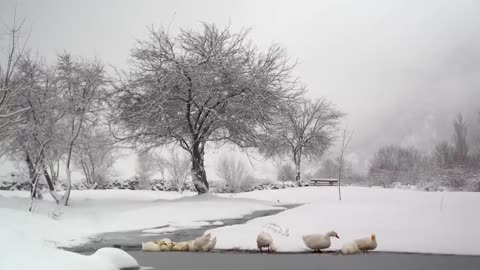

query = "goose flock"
[[142, 233, 217, 252], [141, 230, 377, 255], [256, 230, 377, 255]]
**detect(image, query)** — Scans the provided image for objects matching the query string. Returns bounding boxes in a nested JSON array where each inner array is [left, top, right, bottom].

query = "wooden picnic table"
[[309, 178, 338, 186]]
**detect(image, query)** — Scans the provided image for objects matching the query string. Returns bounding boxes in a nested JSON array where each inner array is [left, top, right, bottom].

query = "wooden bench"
[[309, 178, 338, 186]]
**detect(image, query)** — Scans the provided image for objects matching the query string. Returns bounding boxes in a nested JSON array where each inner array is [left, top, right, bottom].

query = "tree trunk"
[[44, 169, 55, 191], [62, 167, 72, 206], [28, 175, 40, 212], [25, 152, 39, 199], [338, 157, 343, 201], [190, 142, 209, 194], [43, 169, 63, 204], [294, 151, 302, 182]]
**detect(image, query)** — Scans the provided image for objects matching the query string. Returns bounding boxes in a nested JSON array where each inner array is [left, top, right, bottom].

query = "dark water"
[[124, 251, 480, 270], [65, 204, 300, 253]]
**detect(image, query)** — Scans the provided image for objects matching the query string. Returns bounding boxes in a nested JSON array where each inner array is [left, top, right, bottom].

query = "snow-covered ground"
[[0, 189, 282, 269], [1, 186, 479, 270], [210, 187, 480, 255]]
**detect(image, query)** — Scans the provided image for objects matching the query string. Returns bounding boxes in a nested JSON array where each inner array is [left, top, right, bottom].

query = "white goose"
[[302, 231, 339, 252], [201, 236, 217, 251], [341, 241, 360, 255], [189, 233, 212, 251], [257, 231, 275, 253], [142, 241, 161, 252], [172, 241, 190, 251], [354, 234, 377, 252]]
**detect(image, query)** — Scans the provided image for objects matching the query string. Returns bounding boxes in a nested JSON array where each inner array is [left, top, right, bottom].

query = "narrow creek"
[[65, 203, 300, 254]]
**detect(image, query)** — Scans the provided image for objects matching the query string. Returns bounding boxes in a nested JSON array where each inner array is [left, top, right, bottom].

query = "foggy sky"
[[1, 0, 480, 173]]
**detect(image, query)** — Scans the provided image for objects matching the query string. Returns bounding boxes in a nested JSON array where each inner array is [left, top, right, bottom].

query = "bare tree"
[[0, 14, 31, 135], [112, 23, 298, 193], [4, 53, 106, 207], [261, 97, 344, 181], [136, 151, 156, 189], [50, 54, 106, 205], [434, 141, 454, 168], [452, 113, 468, 165], [369, 145, 426, 187], [277, 163, 295, 186], [75, 128, 118, 188], [154, 148, 190, 192], [337, 129, 353, 200], [4, 56, 62, 205], [216, 154, 249, 193]]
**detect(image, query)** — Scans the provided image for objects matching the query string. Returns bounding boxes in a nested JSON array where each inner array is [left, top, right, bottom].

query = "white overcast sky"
[[1, 0, 480, 173]]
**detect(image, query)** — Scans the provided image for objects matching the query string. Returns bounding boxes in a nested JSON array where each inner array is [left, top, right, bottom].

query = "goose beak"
[[336, 235, 340, 239]]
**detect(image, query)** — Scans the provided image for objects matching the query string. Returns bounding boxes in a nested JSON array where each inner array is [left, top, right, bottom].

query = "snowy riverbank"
[[1, 187, 480, 269]]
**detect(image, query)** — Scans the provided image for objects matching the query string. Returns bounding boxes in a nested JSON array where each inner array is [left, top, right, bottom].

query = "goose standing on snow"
[[201, 236, 217, 251], [302, 231, 339, 252], [354, 234, 377, 252], [257, 231, 275, 253]]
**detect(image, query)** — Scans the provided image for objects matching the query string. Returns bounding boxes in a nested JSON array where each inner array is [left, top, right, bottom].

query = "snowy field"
[[212, 187, 480, 255], [1, 187, 480, 269]]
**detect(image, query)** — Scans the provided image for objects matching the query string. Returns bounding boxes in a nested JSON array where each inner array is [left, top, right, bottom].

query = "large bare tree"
[[112, 23, 298, 193], [261, 97, 343, 181]]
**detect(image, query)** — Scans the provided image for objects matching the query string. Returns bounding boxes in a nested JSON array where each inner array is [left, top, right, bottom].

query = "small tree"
[[277, 163, 295, 186], [112, 23, 299, 194], [261, 97, 343, 181], [154, 148, 191, 192], [136, 151, 156, 189], [337, 129, 353, 200], [216, 154, 249, 193], [434, 141, 454, 168], [75, 128, 118, 188], [452, 113, 468, 165]]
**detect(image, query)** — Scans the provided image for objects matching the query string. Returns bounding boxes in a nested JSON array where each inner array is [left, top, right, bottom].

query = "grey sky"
[[1, 0, 480, 173]]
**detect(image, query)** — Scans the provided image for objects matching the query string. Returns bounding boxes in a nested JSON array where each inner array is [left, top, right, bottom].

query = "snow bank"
[[0, 190, 282, 269], [0, 226, 138, 270], [103, 194, 283, 232], [0, 191, 281, 247], [209, 187, 480, 255]]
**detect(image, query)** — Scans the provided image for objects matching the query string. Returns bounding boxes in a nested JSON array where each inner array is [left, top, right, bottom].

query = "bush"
[[216, 155, 252, 193], [277, 163, 295, 183], [368, 145, 428, 187]]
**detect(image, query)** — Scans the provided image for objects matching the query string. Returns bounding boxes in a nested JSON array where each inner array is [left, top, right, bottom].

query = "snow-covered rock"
[[89, 248, 139, 270]]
